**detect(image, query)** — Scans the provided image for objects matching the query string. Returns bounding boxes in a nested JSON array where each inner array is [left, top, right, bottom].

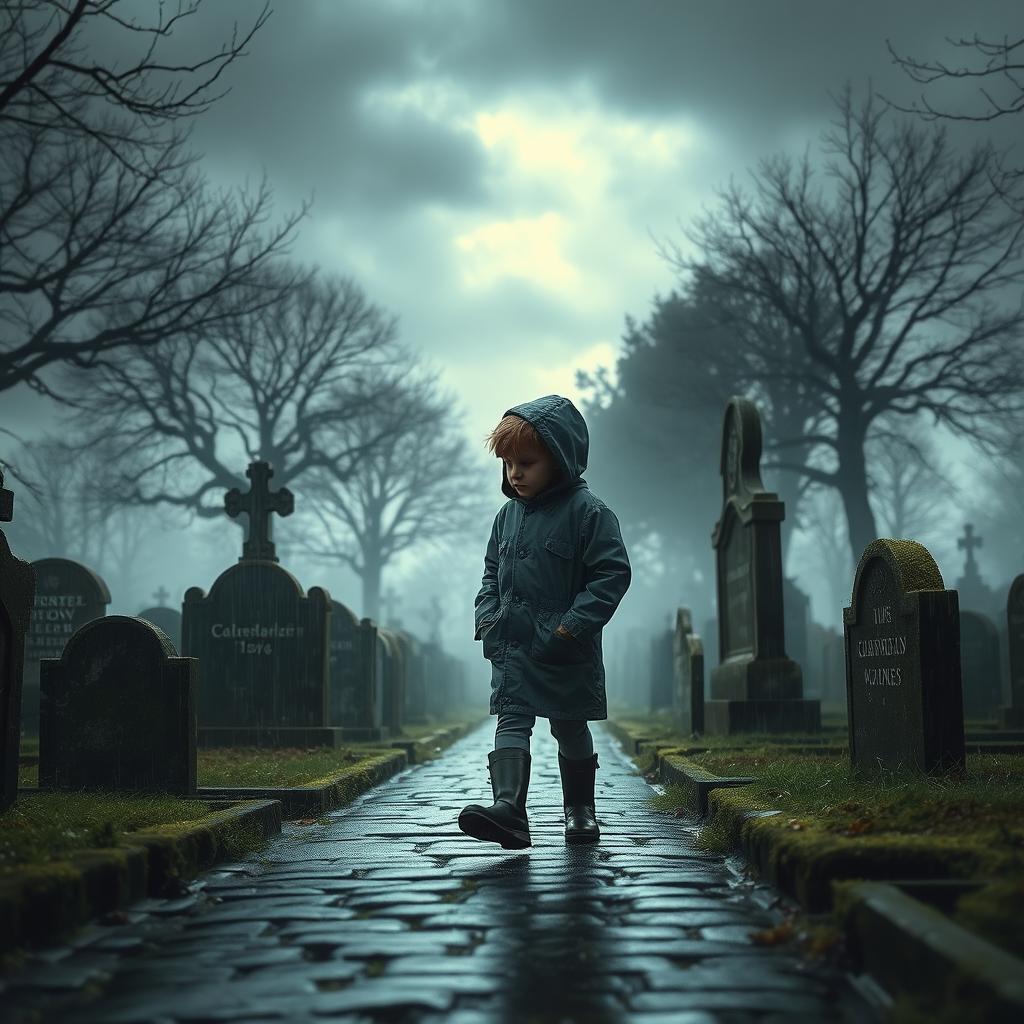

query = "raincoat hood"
[[500, 394, 589, 502]]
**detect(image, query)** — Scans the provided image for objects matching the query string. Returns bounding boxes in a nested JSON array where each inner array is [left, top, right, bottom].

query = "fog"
[[3, 0, 1022, 709]]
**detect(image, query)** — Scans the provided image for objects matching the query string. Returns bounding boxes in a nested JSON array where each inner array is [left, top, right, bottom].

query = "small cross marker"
[[153, 586, 170, 606], [957, 522, 983, 574], [225, 461, 294, 563]]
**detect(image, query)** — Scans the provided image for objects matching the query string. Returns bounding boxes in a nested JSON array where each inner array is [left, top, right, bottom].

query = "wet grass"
[[0, 792, 216, 871]]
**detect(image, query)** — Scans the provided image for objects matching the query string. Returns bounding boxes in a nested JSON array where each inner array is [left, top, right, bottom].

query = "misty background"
[[2, 0, 1022, 704]]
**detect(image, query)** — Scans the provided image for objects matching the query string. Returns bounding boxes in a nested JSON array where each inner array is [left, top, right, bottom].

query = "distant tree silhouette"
[[70, 267, 410, 522], [0, 0, 299, 396], [886, 33, 1024, 122], [296, 369, 486, 622], [667, 86, 1024, 562]]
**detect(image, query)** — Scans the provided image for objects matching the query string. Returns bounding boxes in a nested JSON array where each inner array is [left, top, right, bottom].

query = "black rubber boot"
[[458, 748, 532, 849], [558, 751, 600, 844]]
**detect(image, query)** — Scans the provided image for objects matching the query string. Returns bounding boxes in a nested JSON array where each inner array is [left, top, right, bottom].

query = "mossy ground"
[[18, 745, 393, 789], [0, 792, 218, 872]]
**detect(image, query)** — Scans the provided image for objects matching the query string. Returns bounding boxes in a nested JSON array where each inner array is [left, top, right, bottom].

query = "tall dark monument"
[[1, 472, 35, 811], [182, 461, 337, 747], [705, 398, 820, 734], [1001, 575, 1024, 728]]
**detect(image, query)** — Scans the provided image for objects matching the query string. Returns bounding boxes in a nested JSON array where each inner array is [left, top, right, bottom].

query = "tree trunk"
[[361, 547, 382, 625], [835, 415, 878, 564]]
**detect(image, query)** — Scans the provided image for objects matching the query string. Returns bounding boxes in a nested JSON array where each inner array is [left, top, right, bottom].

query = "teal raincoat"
[[474, 395, 632, 720]]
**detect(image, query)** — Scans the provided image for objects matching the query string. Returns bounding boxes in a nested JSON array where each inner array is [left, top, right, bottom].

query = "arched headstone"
[[959, 610, 1002, 721], [1, 473, 35, 811], [844, 538, 964, 774], [1001, 575, 1024, 728], [706, 398, 818, 733], [39, 616, 196, 793], [23, 558, 110, 736]]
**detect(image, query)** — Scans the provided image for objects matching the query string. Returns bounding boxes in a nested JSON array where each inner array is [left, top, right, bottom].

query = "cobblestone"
[[1, 722, 878, 1023]]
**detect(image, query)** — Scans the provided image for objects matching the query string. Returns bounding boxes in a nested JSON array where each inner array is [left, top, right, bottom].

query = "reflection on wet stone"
[[3, 721, 873, 1023]]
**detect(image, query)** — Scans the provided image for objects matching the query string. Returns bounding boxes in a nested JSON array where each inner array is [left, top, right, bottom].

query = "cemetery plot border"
[[0, 798, 280, 955]]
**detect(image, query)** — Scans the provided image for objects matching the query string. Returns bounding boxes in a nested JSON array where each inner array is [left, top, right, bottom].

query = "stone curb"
[[199, 750, 408, 819], [656, 753, 755, 817], [390, 717, 487, 764], [0, 798, 280, 954], [842, 882, 1024, 1021]]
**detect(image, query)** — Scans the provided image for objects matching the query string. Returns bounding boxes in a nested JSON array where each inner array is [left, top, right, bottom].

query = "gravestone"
[[706, 398, 819, 733], [397, 630, 427, 724], [377, 627, 405, 735], [39, 616, 196, 793], [954, 523, 1000, 619], [819, 629, 847, 710], [702, 616, 719, 676], [649, 625, 675, 712], [844, 538, 964, 775], [328, 601, 387, 741], [137, 585, 182, 651], [1002, 575, 1024, 727], [673, 608, 705, 735], [182, 461, 338, 747], [1, 472, 35, 811], [783, 577, 810, 676], [23, 558, 110, 736], [959, 610, 1002, 722]]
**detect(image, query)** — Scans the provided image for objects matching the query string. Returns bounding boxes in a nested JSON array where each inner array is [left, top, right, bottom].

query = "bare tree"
[[297, 371, 487, 621], [4, 434, 150, 592], [1, 0, 269, 168], [0, 0, 299, 395], [866, 423, 954, 545], [672, 86, 1024, 562], [70, 267, 411, 519], [886, 33, 1024, 122]]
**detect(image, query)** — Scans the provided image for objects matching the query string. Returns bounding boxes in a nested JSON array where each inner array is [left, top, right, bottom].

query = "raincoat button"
[[511, 640, 520, 648], [518, 549, 528, 558]]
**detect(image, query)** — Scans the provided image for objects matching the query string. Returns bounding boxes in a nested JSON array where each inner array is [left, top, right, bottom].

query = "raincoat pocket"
[[529, 609, 589, 666], [480, 608, 505, 661]]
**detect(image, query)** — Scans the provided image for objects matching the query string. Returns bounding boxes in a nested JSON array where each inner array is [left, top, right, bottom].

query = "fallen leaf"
[[844, 818, 874, 836], [750, 921, 795, 946], [296, 818, 320, 826], [786, 818, 808, 831]]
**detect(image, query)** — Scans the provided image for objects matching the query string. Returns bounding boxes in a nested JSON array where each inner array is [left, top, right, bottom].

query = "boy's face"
[[502, 443, 559, 499]]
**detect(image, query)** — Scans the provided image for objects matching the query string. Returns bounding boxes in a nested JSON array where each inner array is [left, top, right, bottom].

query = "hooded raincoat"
[[473, 395, 631, 720]]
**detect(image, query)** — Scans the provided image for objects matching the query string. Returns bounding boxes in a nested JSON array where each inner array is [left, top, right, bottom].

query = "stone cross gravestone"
[[225, 460, 294, 562], [844, 538, 964, 774], [0, 472, 35, 811], [328, 601, 387, 740], [182, 461, 336, 747], [39, 616, 197, 793], [959, 610, 1002, 722], [1002, 575, 1024, 728], [706, 398, 819, 733], [23, 558, 110, 736], [138, 586, 182, 652]]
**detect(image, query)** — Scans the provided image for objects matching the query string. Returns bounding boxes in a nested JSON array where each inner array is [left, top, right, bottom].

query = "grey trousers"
[[494, 712, 594, 760]]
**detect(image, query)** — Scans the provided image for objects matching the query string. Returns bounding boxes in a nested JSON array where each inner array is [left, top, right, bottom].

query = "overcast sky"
[[157, 0, 1022, 456], [6, 0, 1022, 632]]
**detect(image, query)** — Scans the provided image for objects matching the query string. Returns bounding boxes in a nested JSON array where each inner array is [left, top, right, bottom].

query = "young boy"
[[458, 394, 631, 848]]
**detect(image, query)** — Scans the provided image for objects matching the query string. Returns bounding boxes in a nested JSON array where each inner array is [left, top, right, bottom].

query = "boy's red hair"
[[486, 414, 544, 458]]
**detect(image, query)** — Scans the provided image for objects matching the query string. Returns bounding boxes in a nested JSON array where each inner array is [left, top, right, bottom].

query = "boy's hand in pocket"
[[554, 624, 574, 639]]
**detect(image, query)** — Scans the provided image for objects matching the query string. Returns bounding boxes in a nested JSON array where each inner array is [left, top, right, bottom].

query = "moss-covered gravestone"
[[1001, 575, 1024, 728], [137, 586, 182, 651], [39, 616, 197, 793], [182, 461, 338, 747], [706, 398, 819, 733], [844, 539, 965, 774], [959, 610, 1002, 721], [1, 473, 35, 811], [23, 557, 110, 736], [329, 601, 387, 740]]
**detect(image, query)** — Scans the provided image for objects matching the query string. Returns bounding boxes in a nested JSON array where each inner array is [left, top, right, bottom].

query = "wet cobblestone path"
[[4, 723, 877, 1023]]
